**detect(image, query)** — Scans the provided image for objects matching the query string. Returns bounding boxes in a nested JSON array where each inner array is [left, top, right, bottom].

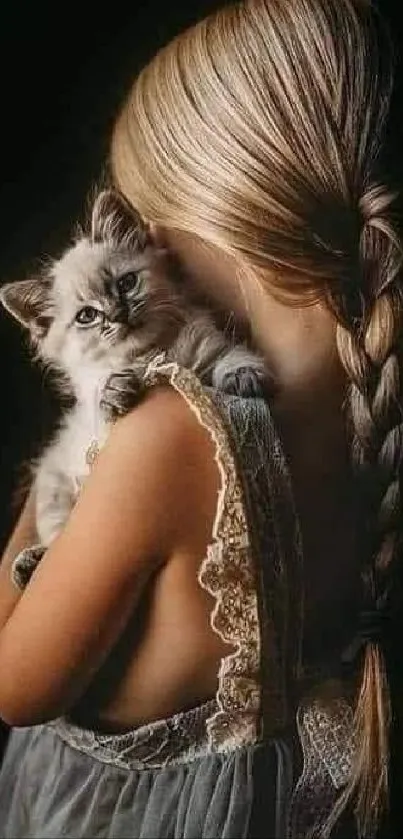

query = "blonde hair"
[[111, 0, 403, 834]]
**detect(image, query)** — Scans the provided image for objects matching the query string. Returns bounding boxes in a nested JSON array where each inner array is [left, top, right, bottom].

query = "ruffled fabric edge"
[[142, 358, 262, 752]]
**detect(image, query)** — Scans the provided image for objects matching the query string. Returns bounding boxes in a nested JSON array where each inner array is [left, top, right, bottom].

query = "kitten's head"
[[0, 190, 186, 390]]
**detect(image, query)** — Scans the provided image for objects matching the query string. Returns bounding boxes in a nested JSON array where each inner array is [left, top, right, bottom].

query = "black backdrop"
[[0, 1, 402, 563]]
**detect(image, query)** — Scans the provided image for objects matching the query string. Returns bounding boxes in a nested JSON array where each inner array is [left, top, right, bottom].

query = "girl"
[[0, 1, 401, 836]]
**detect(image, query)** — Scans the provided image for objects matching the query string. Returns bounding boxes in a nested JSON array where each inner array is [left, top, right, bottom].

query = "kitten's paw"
[[100, 368, 145, 421], [219, 366, 272, 400], [11, 544, 46, 591]]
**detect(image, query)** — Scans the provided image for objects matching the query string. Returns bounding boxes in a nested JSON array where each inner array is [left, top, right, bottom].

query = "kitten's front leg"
[[35, 465, 77, 547], [100, 367, 146, 422]]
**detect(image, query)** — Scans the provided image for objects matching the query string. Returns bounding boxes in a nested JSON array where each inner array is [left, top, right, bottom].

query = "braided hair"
[[329, 182, 403, 836]]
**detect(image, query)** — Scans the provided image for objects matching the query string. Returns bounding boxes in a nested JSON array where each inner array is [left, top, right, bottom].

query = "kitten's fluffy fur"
[[0, 190, 269, 548]]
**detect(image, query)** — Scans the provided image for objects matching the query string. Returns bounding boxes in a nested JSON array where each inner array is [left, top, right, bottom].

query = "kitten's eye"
[[116, 272, 140, 295], [75, 306, 101, 326]]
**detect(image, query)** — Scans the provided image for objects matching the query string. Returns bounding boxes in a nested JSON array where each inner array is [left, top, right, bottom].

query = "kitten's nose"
[[107, 303, 125, 323]]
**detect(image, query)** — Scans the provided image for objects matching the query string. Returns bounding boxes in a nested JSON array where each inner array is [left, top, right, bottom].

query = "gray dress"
[[0, 362, 358, 838]]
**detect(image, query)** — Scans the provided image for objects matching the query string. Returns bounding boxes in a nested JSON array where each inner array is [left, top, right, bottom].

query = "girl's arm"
[[0, 488, 38, 629], [0, 386, 217, 727]]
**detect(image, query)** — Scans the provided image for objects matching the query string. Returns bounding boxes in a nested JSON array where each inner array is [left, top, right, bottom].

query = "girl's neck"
[[247, 286, 348, 473], [249, 289, 343, 406]]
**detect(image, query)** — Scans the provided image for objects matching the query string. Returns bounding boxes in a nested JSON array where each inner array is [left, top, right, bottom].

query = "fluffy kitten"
[[0, 189, 269, 552]]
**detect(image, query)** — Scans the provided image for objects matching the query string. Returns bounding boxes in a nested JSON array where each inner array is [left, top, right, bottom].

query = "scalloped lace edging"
[[143, 359, 262, 752]]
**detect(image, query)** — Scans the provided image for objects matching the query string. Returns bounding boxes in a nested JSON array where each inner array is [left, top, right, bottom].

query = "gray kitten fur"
[[0, 189, 269, 551]]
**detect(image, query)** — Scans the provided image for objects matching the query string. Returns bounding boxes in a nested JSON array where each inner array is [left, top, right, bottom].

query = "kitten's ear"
[[91, 189, 149, 250], [0, 278, 51, 337]]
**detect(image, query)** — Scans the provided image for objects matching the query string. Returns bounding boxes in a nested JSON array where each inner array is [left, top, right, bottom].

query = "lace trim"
[[288, 691, 356, 838], [50, 700, 217, 771], [142, 359, 261, 752]]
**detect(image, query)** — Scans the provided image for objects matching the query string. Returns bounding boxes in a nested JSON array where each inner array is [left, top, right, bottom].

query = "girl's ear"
[[0, 278, 52, 338]]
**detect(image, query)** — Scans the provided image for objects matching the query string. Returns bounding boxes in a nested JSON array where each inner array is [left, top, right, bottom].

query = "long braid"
[[329, 184, 403, 836]]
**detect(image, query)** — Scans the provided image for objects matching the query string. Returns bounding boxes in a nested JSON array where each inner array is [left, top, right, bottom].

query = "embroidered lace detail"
[[142, 360, 261, 751], [288, 692, 356, 838], [50, 700, 217, 771]]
